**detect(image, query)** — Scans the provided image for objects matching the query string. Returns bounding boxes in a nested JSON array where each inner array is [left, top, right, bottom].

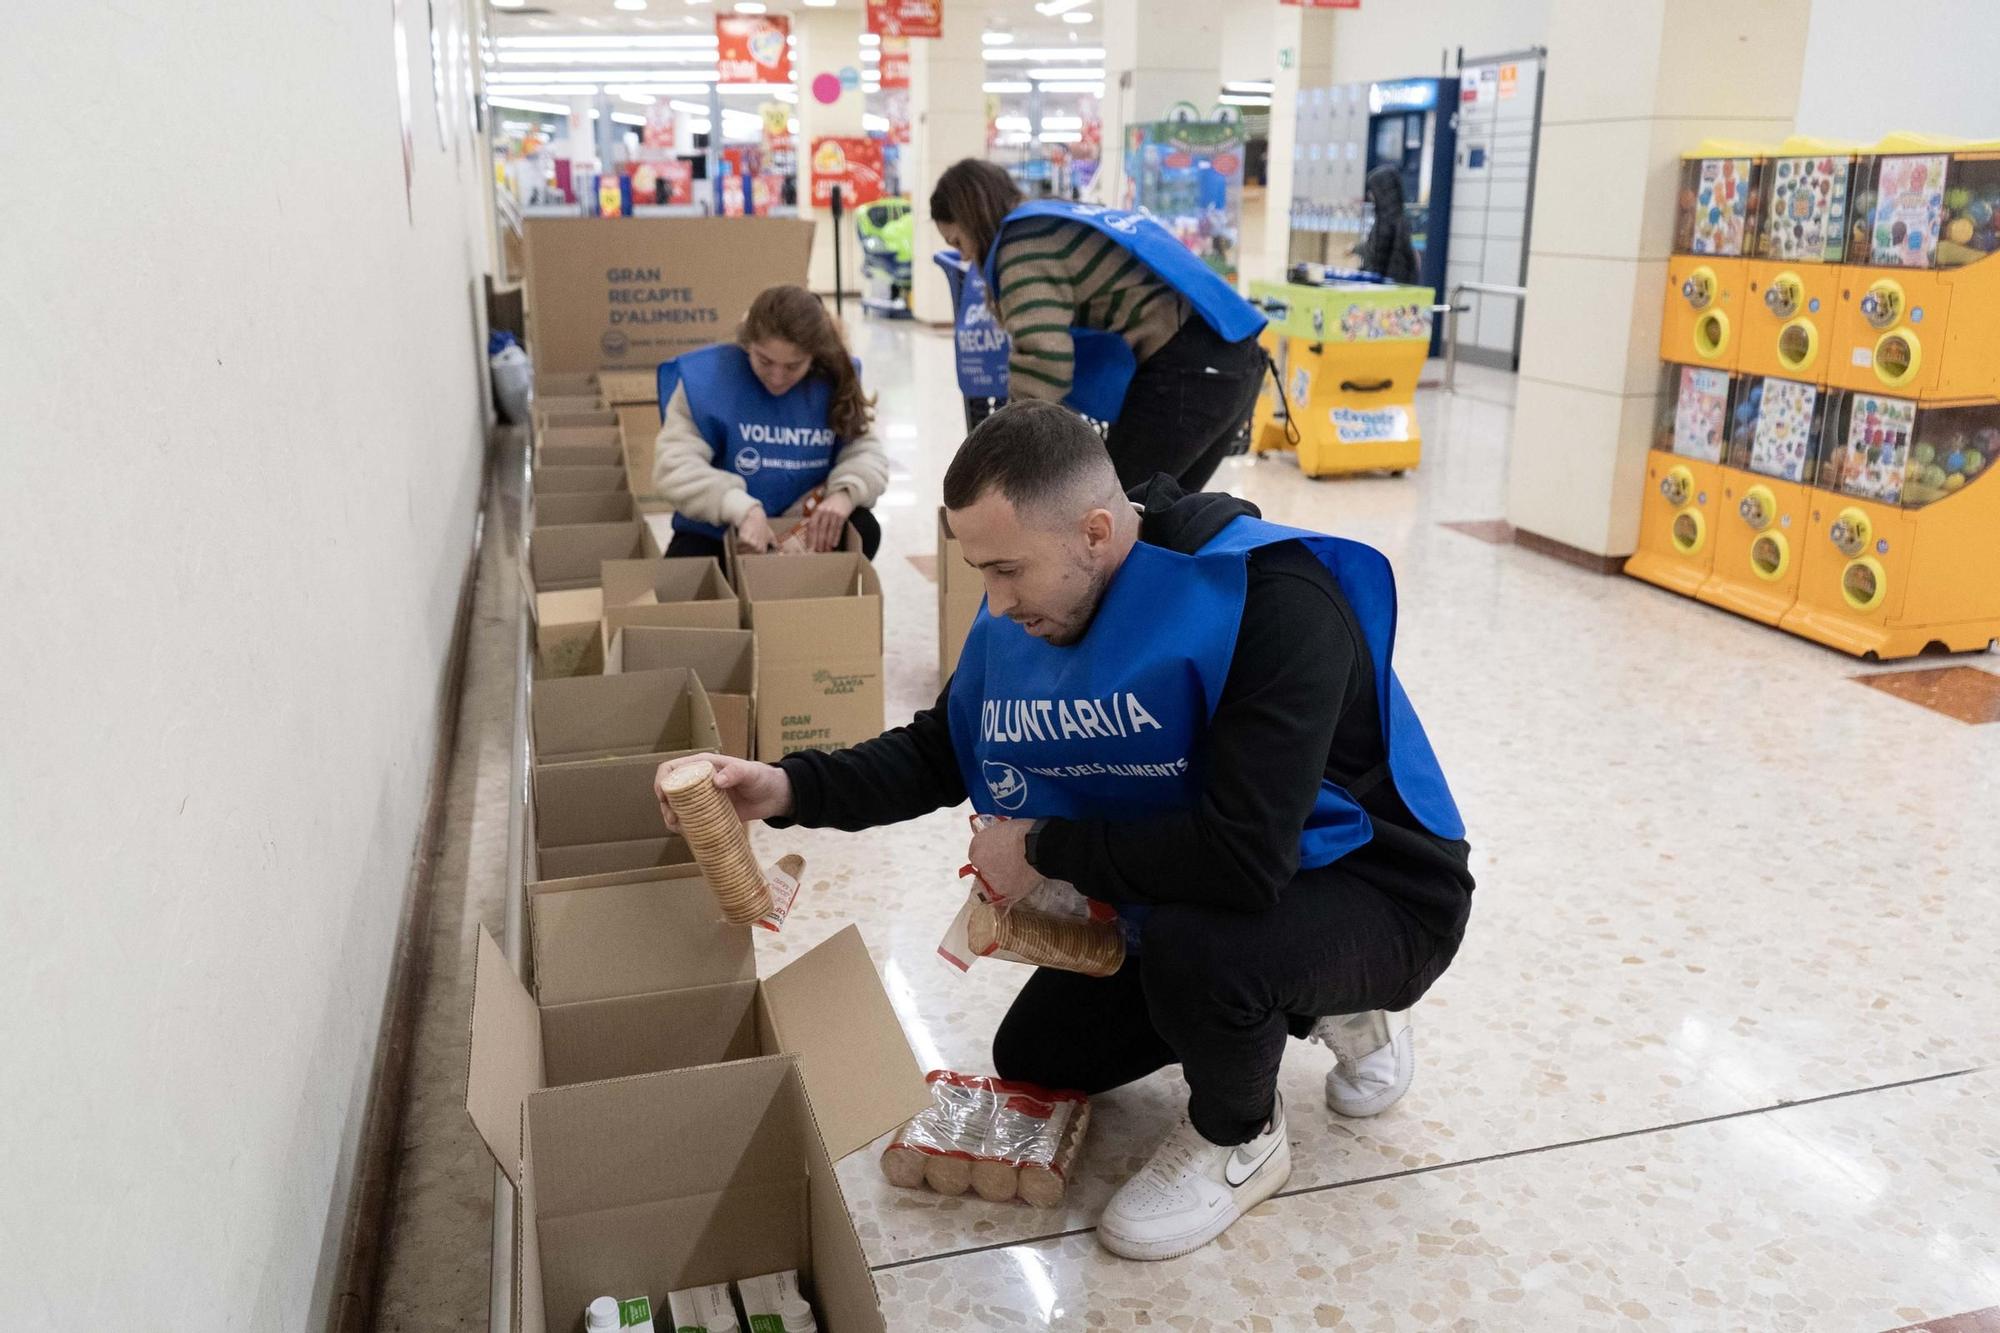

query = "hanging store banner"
[[643, 101, 677, 151], [717, 13, 792, 84], [867, 0, 942, 39], [810, 135, 886, 208], [879, 37, 911, 89]]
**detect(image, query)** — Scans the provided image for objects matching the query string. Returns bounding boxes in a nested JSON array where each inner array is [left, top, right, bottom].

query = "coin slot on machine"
[[1663, 148, 1764, 371]]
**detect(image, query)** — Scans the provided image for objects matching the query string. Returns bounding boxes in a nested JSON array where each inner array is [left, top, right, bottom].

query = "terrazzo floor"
[[374, 320, 2000, 1332]]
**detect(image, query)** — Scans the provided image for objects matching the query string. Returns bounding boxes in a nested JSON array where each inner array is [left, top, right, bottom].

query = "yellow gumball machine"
[[1695, 375, 1832, 624], [1663, 146, 1766, 371], [1828, 138, 2000, 400], [1741, 141, 1859, 383], [1780, 391, 2000, 657], [1626, 363, 1736, 596]]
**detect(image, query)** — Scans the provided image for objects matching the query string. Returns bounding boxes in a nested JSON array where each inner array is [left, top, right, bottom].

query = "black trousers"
[[991, 872, 1456, 1146], [663, 506, 882, 561], [1104, 317, 1268, 493]]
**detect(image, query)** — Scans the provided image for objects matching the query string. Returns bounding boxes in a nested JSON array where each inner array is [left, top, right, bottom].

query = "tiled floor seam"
[[865, 1063, 1986, 1275]]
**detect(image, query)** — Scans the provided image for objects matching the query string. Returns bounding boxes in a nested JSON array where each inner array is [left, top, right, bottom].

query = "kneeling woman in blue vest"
[[655, 402, 1475, 1263], [929, 158, 1269, 493], [652, 284, 888, 559]]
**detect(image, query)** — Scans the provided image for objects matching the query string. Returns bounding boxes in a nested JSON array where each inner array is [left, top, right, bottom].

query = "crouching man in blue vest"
[[654, 400, 1474, 1262]]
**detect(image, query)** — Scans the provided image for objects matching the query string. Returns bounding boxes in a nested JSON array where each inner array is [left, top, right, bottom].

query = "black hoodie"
[[1357, 164, 1420, 285], [776, 478, 1473, 941]]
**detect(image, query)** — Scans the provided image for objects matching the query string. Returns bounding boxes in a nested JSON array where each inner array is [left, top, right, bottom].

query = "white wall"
[[0, 2, 489, 1328], [1326, 0, 1552, 84], [1796, 0, 2000, 140]]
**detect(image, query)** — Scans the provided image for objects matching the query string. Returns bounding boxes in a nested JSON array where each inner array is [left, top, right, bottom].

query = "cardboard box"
[[596, 368, 660, 406], [534, 752, 688, 875], [539, 408, 619, 433], [617, 403, 666, 500], [529, 519, 658, 593], [535, 372, 598, 399], [536, 837, 692, 882], [533, 464, 630, 497], [722, 515, 865, 591], [467, 903, 927, 1333], [535, 587, 606, 678], [739, 553, 884, 759], [534, 491, 636, 529], [536, 424, 623, 469], [608, 626, 757, 760], [937, 507, 986, 686], [521, 216, 813, 374], [534, 393, 604, 424], [532, 667, 721, 765], [600, 557, 741, 652]]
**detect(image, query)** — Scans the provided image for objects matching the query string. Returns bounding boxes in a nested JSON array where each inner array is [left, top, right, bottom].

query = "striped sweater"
[[992, 216, 1189, 402]]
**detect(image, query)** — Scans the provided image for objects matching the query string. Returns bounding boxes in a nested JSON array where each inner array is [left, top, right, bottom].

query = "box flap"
[[600, 556, 731, 611], [610, 626, 756, 692], [534, 837, 694, 883], [541, 983, 760, 1087], [533, 753, 675, 850], [532, 668, 710, 763], [533, 464, 630, 495], [467, 927, 546, 1186], [533, 587, 603, 629], [534, 490, 634, 529], [760, 925, 928, 1160], [530, 874, 754, 1006]]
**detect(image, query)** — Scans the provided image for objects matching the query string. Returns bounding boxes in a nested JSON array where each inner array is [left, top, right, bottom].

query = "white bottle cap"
[[586, 1296, 621, 1331], [780, 1295, 817, 1332]]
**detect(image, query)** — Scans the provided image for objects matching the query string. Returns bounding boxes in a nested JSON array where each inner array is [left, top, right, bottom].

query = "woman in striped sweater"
[[929, 159, 1268, 492]]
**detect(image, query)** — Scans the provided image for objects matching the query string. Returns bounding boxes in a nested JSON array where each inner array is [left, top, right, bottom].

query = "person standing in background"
[[929, 159, 1268, 494], [1352, 164, 1420, 284], [652, 285, 888, 559]]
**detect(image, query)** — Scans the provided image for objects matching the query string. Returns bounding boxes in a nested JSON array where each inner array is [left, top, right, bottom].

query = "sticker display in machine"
[[1691, 158, 1751, 256], [1869, 155, 1947, 267], [1750, 379, 1817, 481], [1838, 394, 1915, 500], [1672, 367, 1730, 462], [1766, 156, 1849, 261]]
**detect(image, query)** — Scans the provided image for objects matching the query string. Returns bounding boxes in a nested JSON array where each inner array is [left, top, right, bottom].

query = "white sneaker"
[[1097, 1095, 1293, 1262], [1310, 1008, 1414, 1118]]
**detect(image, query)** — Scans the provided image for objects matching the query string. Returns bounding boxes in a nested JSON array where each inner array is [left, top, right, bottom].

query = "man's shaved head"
[[942, 400, 1126, 528], [942, 401, 1140, 646]]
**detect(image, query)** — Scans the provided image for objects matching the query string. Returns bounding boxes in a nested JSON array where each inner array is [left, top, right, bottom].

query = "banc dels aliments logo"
[[982, 760, 1028, 811], [599, 329, 630, 358], [734, 446, 763, 476]]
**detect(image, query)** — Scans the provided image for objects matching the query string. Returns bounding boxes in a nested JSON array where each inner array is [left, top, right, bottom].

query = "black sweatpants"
[[663, 506, 882, 561], [1104, 316, 1267, 493], [991, 871, 1456, 1146]]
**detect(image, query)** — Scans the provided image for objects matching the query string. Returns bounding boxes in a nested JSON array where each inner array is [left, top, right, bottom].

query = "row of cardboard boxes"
[[465, 377, 979, 1331]]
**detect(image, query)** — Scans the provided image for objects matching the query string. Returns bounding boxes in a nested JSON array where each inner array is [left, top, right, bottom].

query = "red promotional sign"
[[630, 159, 693, 207], [879, 36, 910, 89], [716, 14, 792, 84], [810, 135, 885, 208], [866, 0, 942, 39]]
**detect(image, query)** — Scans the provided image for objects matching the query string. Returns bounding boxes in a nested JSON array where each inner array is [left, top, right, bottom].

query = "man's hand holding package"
[[968, 817, 1041, 902], [655, 753, 794, 831]]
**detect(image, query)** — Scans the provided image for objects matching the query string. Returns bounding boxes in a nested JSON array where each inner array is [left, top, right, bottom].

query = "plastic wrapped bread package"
[[659, 761, 804, 931], [937, 813, 1127, 976], [879, 1071, 1091, 1206]]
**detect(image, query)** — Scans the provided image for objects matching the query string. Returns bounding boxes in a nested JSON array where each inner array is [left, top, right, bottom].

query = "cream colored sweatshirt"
[[650, 382, 889, 527]]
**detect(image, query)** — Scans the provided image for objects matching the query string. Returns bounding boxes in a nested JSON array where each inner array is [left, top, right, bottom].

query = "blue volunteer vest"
[[657, 344, 842, 540], [934, 249, 1137, 423], [980, 200, 1268, 413], [945, 515, 1463, 887]]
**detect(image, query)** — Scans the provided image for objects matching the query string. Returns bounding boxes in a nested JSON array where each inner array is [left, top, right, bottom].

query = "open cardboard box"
[[529, 519, 658, 594], [937, 507, 986, 686], [533, 464, 630, 497], [600, 556, 741, 653], [534, 587, 606, 678], [607, 626, 756, 760], [595, 368, 659, 406], [533, 491, 635, 529], [615, 404, 666, 500], [535, 372, 597, 399], [467, 891, 927, 1332], [722, 513, 864, 591], [534, 750, 694, 879], [739, 552, 884, 760], [532, 667, 720, 765], [539, 408, 618, 434], [535, 424, 622, 470], [534, 393, 603, 424]]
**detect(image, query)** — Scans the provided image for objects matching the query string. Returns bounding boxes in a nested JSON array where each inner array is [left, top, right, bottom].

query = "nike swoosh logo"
[[1224, 1136, 1280, 1188]]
